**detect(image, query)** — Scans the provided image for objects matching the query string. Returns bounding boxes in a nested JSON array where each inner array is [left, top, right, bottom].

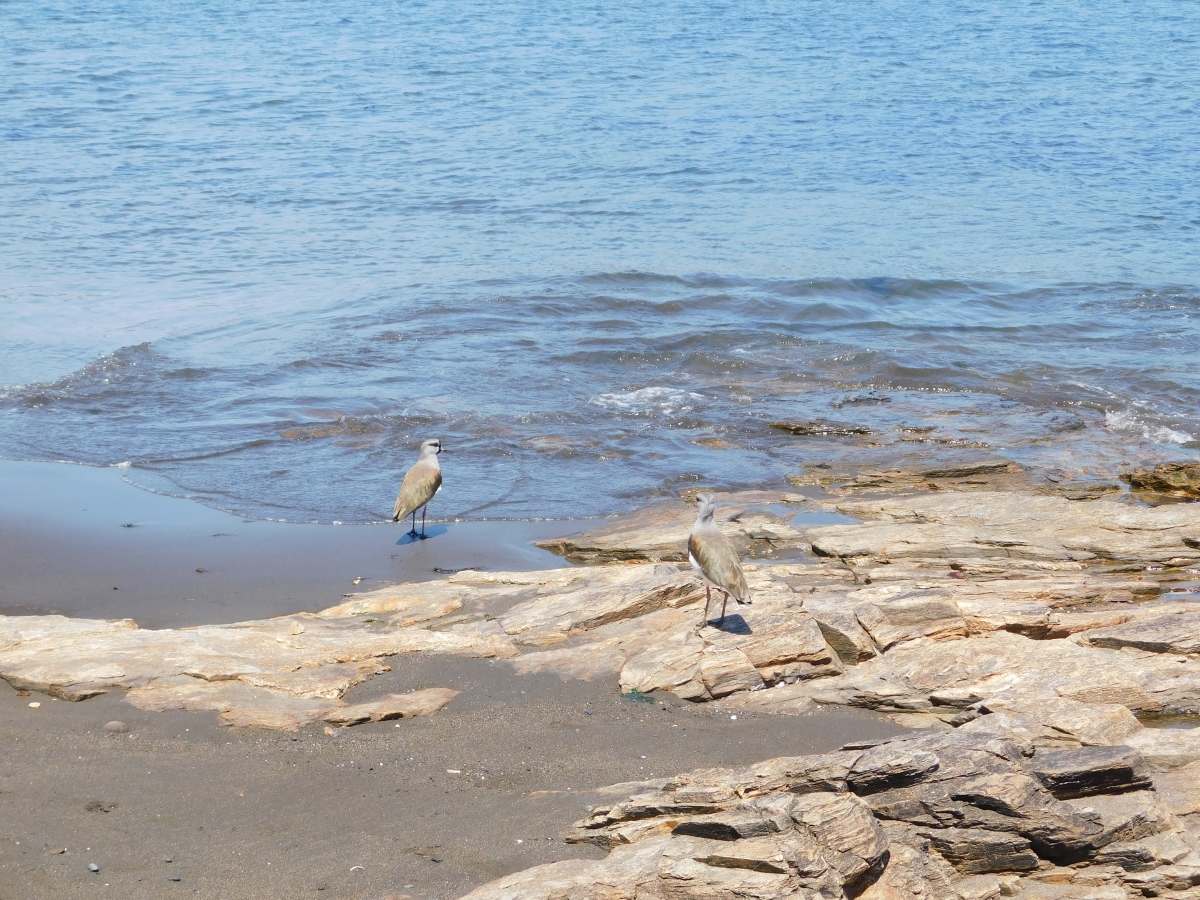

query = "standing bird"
[[688, 493, 751, 625], [392, 439, 444, 538]]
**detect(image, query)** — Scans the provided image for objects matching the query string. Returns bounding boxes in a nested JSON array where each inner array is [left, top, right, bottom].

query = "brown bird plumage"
[[688, 493, 750, 624], [392, 439, 444, 537]]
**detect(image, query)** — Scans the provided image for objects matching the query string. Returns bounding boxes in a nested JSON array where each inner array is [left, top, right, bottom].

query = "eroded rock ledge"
[[461, 730, 1200, 900], [2, 465, 1200, 736]]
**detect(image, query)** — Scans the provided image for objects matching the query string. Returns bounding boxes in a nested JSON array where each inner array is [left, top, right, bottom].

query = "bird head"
[[419, 438, 444, 458], [694, 492, 717, 521]]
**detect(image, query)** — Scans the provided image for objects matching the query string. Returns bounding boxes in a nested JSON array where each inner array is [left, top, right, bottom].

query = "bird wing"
[[688, 526, 749, 602], [392, 461, 442, 521]]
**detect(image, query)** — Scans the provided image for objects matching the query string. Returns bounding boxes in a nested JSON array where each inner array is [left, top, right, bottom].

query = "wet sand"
[[0, 460, 568, 627], [0, 460, 902, 899]]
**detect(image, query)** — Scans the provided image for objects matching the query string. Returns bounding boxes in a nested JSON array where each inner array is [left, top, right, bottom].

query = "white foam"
[[1105, 409, 1194, 445], [590, 386, 703, 414]]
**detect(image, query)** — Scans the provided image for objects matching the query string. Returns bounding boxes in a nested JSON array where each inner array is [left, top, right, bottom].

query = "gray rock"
[[102, 720, 129, 733], [919, 826, 1041, 875], [1028, 746, 1152, 799], [846, 744, 940, 794]]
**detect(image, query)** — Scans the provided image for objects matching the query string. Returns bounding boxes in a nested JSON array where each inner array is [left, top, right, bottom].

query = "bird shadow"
[[395, 525, 449, 546], [703, 613, 751, 635]]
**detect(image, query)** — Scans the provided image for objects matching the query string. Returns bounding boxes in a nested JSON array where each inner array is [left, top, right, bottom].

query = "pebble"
[[28, 701, 41, 708], [88, 863, 100, 873], [165, 857, 173, 863], [103, 721, 129, 733], [169, 876, 181, 882]]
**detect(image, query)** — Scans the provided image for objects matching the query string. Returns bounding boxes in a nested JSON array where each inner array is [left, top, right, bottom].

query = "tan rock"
[[317, 582, 466, 622], [1075, 612, 1200, 656], [125, 677, 334, 730], [804, 491, 1200, 565], [620, 634, 709, 701], [533, 491, 807, 564], [499, 565, 703, 646], [806, 603, 878, 665], [322, 687, 458, 726], [1154, 762, 1200, 817], [852, 589, 967, 650], [790, 792, 889, 883], [699, 647, 764, 698]]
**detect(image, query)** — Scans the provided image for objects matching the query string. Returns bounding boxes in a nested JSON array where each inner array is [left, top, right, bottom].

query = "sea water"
[[2, 0, 1198, 522]]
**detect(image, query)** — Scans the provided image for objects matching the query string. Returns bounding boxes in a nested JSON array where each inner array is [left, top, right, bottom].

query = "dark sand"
[[0, 657, 901, 900], [0, 459, 902, 900]]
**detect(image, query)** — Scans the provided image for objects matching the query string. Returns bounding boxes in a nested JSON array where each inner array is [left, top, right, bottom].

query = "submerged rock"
[[1123, 462, 1200, 500]]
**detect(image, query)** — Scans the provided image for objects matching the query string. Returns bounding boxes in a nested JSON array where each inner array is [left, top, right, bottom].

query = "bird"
[[688, 493, 751, 625], [392, 438, 444, 538]]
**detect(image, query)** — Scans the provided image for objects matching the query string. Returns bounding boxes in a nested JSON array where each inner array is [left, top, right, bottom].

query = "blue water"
[[2, 1, 1198, 521]]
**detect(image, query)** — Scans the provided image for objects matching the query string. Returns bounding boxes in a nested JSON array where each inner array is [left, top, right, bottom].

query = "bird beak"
[[438, 446, 446, 453]]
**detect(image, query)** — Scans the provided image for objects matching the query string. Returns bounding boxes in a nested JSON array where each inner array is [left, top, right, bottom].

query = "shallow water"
[[2, 1, 1198, 522]]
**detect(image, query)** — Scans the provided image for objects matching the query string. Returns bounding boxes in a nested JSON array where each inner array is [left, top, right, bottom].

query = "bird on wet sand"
[[392, 438, 444, 538], [688, 492, 751, 625]]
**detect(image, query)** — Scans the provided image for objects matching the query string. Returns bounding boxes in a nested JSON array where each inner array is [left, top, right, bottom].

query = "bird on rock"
[[688, 492, 751, 625], [392, 438, 444, 538]]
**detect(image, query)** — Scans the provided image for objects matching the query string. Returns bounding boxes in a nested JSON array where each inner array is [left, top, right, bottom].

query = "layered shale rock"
[[462, 729, 1200, 900]]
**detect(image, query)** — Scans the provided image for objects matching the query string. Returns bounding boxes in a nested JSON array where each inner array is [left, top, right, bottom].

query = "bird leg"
[[408, 511, 418, 538], [420, 505, 428, 538], [703, 586, 712, 624], [720, 590, 728, 623]]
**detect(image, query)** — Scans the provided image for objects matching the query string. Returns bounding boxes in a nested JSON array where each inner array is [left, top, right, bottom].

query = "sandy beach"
[[0, 461, 900, 900]]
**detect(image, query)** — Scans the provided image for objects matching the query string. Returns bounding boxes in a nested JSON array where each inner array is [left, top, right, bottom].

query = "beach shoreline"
[[0, 458, 903, 899], [0, 459, 572, 628]]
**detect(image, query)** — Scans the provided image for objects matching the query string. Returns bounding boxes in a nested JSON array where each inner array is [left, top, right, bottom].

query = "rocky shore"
[[4, 455, 1200, 899]]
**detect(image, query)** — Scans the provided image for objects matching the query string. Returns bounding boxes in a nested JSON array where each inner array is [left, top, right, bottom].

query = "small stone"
[[165, 857, 173, 863], [103, 721, 129, 733], [169, 876, 181, 881], [28, 701, 40, 708], [88, 863, 100, 873], [52, 848, 66, 854]]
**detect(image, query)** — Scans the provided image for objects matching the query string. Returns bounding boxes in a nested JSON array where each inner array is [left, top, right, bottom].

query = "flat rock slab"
[[533, 491, 808, 563], [787, 450, 1123, 501], [322, 687, 459, 726], [803, 490, 1200, 564]]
